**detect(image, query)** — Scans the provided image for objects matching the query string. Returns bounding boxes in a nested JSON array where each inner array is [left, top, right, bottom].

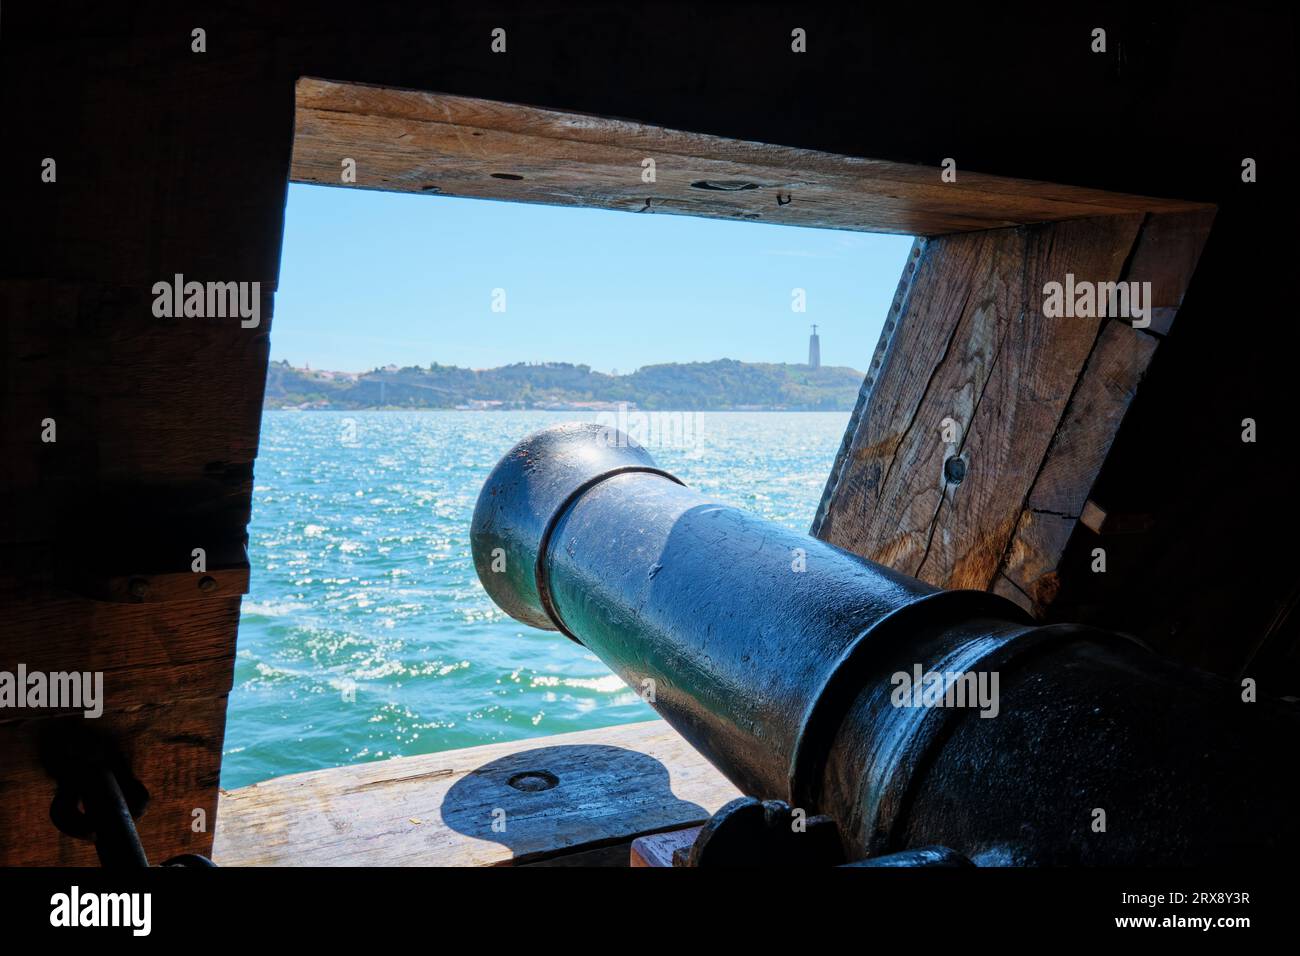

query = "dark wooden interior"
[[2, 2, 1296, 865]]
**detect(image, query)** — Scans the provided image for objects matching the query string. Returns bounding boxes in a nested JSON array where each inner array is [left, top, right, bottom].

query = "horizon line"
[[272, 356, 863, 376]]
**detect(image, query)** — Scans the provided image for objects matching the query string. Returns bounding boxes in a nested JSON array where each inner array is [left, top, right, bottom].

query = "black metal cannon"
[[471, 423, 1300, 865]]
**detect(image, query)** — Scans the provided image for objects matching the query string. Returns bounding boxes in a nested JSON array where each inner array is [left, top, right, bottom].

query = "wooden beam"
[[291, 78, 1211, 238], [816, 215, 1138, 583], [0, 697, 227, 866], [994, 208, 1214, 614], [213, 720, 740, 866], [819, 208, 1211, 616], [0, 595, 239, 715]]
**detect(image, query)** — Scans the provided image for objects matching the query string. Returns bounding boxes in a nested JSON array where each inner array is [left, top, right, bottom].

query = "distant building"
[[808, 324, 821, 369]]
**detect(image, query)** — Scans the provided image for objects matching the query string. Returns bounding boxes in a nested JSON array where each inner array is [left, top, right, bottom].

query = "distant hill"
[[264, 359, 864, 411]]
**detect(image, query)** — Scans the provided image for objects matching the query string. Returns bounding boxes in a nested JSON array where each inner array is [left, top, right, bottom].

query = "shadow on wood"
[[213, 722, 738, 866], [441, 743, 708, 865]]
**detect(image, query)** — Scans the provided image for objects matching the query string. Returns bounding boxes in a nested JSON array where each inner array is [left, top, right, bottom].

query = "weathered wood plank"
[[213, 720, 741, 867], [291, 78, 1212, 238], [813, 229, 1000, 558], [1019, 210, 1213, 522], [0, 602, 239, 719], [816, 215, 1148, 591], [994, 513, 1077, 614], [1019, 322, 1161, 520], [919, 215, 1144, 588], [630, 826, 701, 867], [995, 209, 1213, 612]]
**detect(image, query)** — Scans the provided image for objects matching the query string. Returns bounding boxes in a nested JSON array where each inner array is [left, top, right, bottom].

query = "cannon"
[[471, 423, 1300, 865]]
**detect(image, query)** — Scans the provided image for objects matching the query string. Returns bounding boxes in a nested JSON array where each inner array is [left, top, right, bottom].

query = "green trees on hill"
[[264, 359, 863, 410]]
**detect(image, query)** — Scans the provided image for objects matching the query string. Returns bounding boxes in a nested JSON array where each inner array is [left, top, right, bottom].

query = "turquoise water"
[[222, 410, 850, 788]]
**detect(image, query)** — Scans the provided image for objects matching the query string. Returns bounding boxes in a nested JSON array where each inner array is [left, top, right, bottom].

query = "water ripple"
[[222, 409, 848, 787]]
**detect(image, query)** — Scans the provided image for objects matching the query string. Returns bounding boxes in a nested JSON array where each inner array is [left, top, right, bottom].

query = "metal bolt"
[[943, 456, 967, 484], [507, 771, 558, 793]]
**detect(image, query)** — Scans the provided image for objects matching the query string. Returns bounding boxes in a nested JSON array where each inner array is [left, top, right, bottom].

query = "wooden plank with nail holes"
[[815, 215, 1145, 591], [291, 78, 1212, 238], [821, 208, 1211, 615], [213, 720, 741, 866]]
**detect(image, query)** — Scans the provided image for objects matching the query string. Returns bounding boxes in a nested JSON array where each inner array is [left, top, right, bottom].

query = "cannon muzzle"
[[472, 423, 1300, 865]]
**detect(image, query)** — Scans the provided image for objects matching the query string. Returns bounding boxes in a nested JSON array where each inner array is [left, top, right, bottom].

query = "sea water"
[[222, 409, 849, 787]]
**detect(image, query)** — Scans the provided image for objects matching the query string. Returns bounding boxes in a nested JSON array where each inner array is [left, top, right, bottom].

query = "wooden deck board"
[[213, 720, 740, 866]]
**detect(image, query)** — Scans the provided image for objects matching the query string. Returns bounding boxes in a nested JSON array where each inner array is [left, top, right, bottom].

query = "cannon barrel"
[[472, 423, 1300, 864]]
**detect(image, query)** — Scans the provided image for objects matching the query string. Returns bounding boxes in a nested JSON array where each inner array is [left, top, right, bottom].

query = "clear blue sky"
[[274, 183, 913, 374]]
